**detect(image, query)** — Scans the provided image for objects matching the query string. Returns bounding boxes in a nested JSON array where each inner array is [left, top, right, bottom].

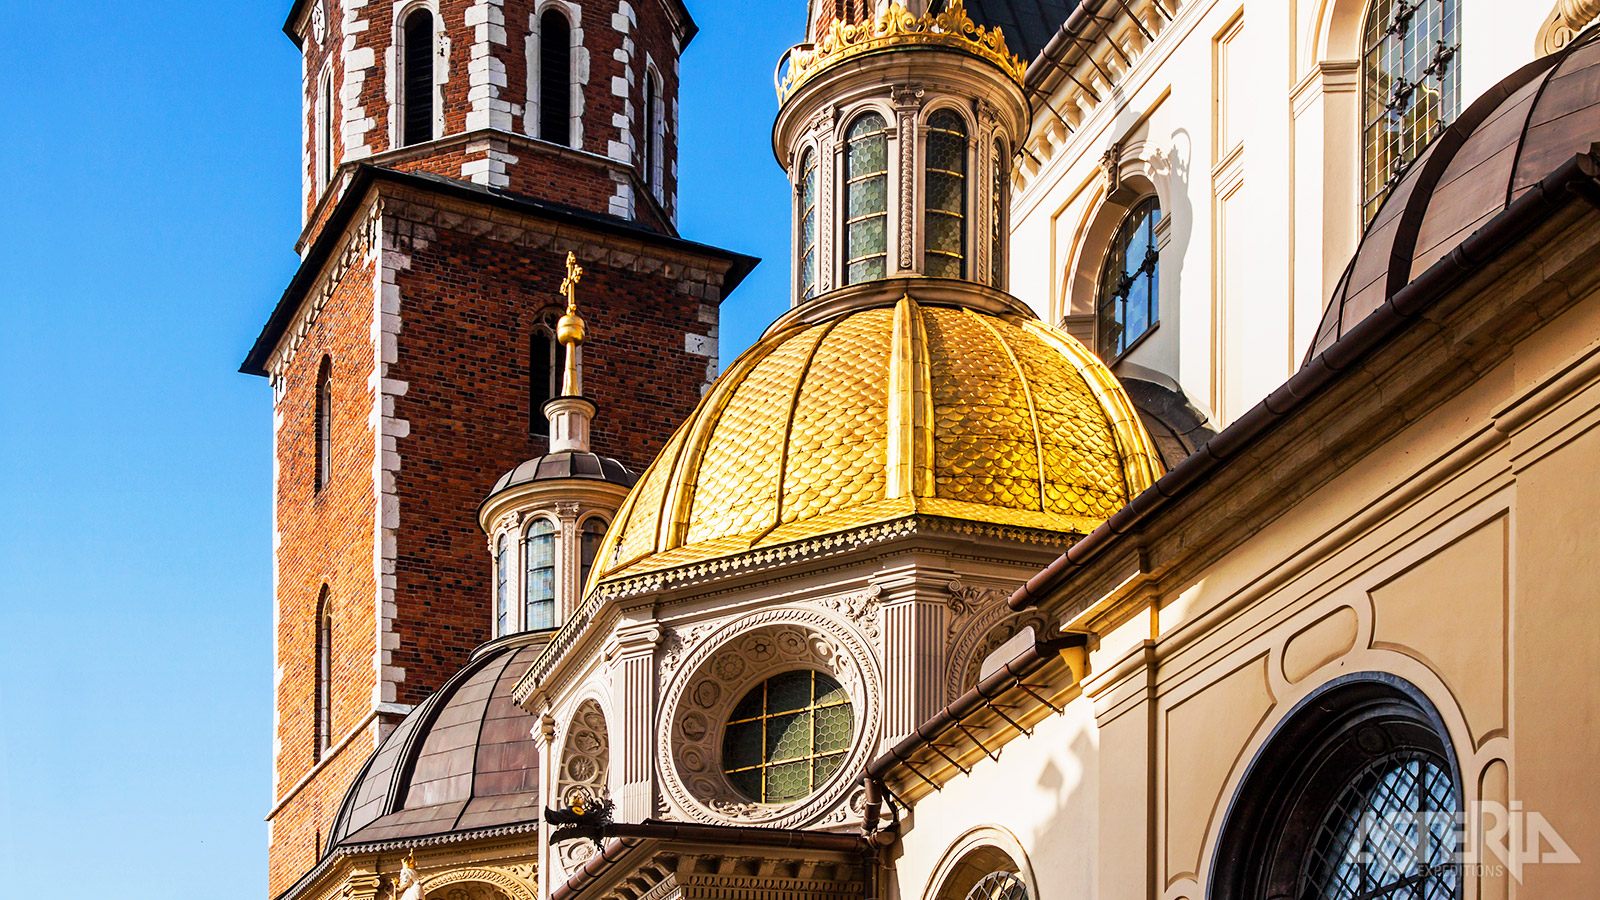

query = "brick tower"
[[244, 1, 754, 894]]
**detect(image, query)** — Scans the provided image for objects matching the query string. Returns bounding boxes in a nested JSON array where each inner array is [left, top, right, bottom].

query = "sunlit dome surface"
[[589, 293, 1162, 586]]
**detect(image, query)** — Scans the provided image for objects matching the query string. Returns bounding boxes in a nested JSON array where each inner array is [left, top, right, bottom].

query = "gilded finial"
[[557, 252, 587, 396], [403, 849, 418, 871]]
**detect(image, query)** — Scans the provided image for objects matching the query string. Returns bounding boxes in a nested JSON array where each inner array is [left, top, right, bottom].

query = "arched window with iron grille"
[[1361, 0, 1461, 222], [1095, 198, 1161, 361], [842, 112, 890, 285], [923, 109, 968, 279]]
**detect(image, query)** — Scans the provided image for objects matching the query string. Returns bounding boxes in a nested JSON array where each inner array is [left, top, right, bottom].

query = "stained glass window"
[[798, 149, 818, 300], [401, 9, 435, 147], [723, 670, 853, 803], [924, 109, 968, 279], [844, 113, 890, 285], [1301, 752, 1460, 900], [495, 534, 510, 636], [1096, 198, 1161, 360], [578, 517, 606, 595], [991, 139, 1006, 288], [525, 519, 557, 631], [1362, 0, 1460, 223]]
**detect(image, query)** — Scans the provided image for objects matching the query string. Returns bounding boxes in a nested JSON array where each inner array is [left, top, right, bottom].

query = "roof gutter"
[[1008, 147, 1600, 614], [860, 634, 1088, 836]]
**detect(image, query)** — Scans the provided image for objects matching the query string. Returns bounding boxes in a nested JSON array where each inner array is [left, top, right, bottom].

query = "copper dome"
[[1310, 27, 1600, 361]]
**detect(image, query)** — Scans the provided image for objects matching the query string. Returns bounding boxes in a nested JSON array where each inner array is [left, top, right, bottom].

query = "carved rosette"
[[656, 608, 882, 829], [554, 699, 610, 876]]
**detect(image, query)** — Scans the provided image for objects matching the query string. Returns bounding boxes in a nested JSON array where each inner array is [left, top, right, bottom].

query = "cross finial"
[[561, 251, 584, 316]]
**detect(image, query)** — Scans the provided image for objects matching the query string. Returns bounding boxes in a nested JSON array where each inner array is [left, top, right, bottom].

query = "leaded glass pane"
[[799, 150, 818, 300], [525, 520, 556, 633], [1301, 753, 1459, 900], [495, 535, 509, 635], [765, 760, 811, 803], [578, 518, 606, 592], [721, 671, 855, 803], [845, 114, 890, 286], [1096, 198, 1160, 361], [1362, 0, 1461, 223], [924, 109, 967, 278], [991, 140, 1005, 287]]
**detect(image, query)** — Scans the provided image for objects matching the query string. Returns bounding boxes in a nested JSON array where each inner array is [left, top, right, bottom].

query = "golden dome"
[[590, 294, 1162, 587]]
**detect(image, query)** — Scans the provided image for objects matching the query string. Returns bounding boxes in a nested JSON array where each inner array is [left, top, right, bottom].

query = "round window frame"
[[1208, 673, 1464, 900], [720, 668, 856, 805]]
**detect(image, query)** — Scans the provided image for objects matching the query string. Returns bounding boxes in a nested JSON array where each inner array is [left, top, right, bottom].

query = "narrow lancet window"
[[401, 9, 435, 147], [798, 149, 818, 300], [991, 139, 1006, 288], [525, 519, 556, 630], [923, 109, 968, 279], [843, 113, 890, 285], [578, 518, 606, 593], [495, 535, 510, 636], [314, 359, 333, 493], [531, 319, 560, 436], [540, 11, 573, 146], [315, 587, 332, 758]]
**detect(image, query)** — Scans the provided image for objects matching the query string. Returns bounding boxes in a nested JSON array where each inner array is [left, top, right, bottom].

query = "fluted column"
[[875, 564, 953, 745], [610, 618, 661, 822]]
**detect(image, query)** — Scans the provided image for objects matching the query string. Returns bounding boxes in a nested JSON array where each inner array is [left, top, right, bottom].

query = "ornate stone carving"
[[1544, 0, 1600, 54], [818, 585, 883, 643], [656, 609, 883, 829], [943, 580, 1045, 702], [555, 700, 610, 876], [422, 869, 536, 900], [894, 86, 925, 270]]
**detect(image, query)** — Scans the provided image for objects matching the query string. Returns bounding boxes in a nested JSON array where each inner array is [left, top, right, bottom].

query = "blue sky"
[[0, 2, 802, 896]]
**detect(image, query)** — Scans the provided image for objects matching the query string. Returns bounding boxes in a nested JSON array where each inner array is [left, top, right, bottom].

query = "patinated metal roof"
[[1310, 27, 1600, 361], [489, 452, 637, 495], [590, 294, 1161, 586], [328, 639, 543, 848], [954, 0, 1077, 62]]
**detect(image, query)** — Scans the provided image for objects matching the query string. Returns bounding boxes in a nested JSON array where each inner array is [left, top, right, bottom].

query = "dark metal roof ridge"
[[240, 164, 759, 377], [1007, 147, 1600, 614], [860, 634, 1085, 831], [1021, 0, 1111, 93], [549, 823, 869, 900]]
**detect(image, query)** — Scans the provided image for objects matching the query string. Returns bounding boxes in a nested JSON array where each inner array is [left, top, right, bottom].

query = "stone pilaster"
[[875, 563, 951, 745], [610, 617, 661, 821]]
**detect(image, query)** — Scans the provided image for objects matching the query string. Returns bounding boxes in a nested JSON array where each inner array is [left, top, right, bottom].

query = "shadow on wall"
[[1030, 729, 1099, 896]]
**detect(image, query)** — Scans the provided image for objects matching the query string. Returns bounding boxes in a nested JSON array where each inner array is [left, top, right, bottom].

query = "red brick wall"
[[299, 7, 344, 222], [268, 253, 379, 897], [383, 210, 715, 706]]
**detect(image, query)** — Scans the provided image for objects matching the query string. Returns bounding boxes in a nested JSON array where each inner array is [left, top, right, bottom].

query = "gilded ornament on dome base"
[[777, 0, 1028, 101]]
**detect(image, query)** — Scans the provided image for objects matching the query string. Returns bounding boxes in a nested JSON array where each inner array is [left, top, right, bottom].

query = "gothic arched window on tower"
[[1096, 198, 1161, 362], [578, 517, 607, 593], [843, 112, 890, 285], [643, 66, 663, 199], [924, 109, 968, 279], [530, 315, 561, 437], [798, 149, 818, 301], [315, 587, 333, 759], [314, 358, 333, 493], [991, 139, 1007, 289], [1362, 0, 1460, 222], [495, 534, 511, 635], [317, 66, 335, 194], [400, 8, 436, 147], [540, 10, 573, 147]]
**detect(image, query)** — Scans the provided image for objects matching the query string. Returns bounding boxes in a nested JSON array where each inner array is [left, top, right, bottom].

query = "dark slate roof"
[[946, 0, 1078, 63], [489, 451, 639, 495], [239, 164, 759, 377], [1121, 377, 1216, 470], [1309, 26, 1600, 362], [328, 638, 544, 848]]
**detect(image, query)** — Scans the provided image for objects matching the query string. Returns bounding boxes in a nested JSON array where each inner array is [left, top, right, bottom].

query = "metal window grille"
[[1362, 0, 1461, 223], [722, 670, 854, 803], [924, 109, 968, 279], [1096, 198, 1161, 360], [843, 113, 890, 285], [964, 872, 1028, 900], [991, 139, 1006, 289], [1301, 751, 1460, 900]]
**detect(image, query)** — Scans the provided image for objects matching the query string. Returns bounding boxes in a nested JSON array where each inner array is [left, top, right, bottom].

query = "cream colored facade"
[[1007, 0, 1550, 423]]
